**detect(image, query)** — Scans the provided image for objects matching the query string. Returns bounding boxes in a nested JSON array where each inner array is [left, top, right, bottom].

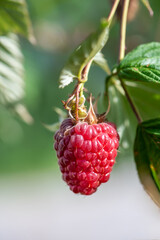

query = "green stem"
[[141, 0, 154, 16], [118, 0, 142, 123], [119, 0, 130, 61], [80, 60, 93, 83], [120, 78, 142, 123], [107, 0, 120, 25], [75, 83, 81, 121], [79, 83, 84, 97]]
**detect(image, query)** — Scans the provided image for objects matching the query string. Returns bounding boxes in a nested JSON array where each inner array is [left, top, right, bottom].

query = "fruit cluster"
[[54, 118, 119, 195]]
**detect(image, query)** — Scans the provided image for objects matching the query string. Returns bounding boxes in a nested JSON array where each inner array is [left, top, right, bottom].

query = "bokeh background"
[[0, 0, 160, 239]]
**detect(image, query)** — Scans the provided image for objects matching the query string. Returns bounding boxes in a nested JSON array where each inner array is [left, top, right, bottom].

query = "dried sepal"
[[84, 95, 98, 125]]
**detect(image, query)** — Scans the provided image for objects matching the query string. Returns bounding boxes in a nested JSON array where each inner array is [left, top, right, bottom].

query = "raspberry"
[[54, 118, 119, 195]]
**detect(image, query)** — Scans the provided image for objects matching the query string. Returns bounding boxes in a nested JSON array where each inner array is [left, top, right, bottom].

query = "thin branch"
[[107, 0, 120, 24], [118, 0, 142, 123], [119, 0, 130, 61], [120, 79, 142, 123], [141, 0, 154, 16]]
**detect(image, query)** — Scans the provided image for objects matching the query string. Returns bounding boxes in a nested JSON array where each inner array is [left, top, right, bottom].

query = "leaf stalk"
[[120, 78, 142, 123]]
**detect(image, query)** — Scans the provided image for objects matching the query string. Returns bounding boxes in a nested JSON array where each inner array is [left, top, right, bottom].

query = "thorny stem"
[[107, 0, 120, 24], [120, 79, 142, 123], [119, 0, 130, 61]]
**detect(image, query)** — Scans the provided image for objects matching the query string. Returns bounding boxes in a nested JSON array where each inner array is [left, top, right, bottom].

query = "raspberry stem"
[[120, 78, 142, 123], [75, 83, 81, 121], [119, 0, 130, 61], [107, 0, 120, 25], [80, 60, 93, 83], [117, 0, 142, 123]]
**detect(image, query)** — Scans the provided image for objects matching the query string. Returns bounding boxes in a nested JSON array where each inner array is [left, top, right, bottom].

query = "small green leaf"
[[0, 0, 34, 41], [59, 19, 109, 88], [134, 119, 160, 207], [118, 42, 160, 84], [0, 34, 25, 105]]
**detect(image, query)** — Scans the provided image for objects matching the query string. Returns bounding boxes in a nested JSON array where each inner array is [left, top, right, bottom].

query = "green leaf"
[[134, 119, 160, 207], [0, 34, 24, 105], [0, 0, 34, 41], [118, 42, 160, 84], [59, 19, 109, 88]]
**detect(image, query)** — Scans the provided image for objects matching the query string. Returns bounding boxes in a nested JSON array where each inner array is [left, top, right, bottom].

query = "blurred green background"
[[1, 1, 160, 240], [0, 0, 160, 175]]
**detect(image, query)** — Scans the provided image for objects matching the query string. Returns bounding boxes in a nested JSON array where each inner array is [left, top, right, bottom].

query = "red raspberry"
[[54, 118, 119, 195]]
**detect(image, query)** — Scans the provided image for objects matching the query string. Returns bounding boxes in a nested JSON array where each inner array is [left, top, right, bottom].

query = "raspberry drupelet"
[[54, 118, 119, 195]]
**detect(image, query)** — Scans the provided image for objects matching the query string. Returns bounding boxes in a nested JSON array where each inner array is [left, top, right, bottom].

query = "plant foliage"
[[134, 119, 160, 207], [59, 19, 109, 88], [0, 34, 24, 105], [118, 42, 160, 84], [0, 0, 33, 40], [0, 0, 34, 122]]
